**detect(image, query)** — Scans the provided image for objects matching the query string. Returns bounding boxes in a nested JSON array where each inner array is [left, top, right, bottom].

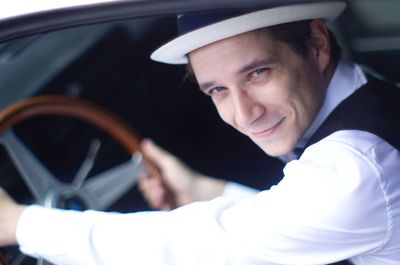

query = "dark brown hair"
[[269, 20, 341, 64]]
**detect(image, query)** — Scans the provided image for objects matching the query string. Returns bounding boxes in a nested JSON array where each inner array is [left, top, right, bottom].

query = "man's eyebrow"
[[237, 59, 275, 75], [198, 81, 216, 93], [198, 59, 275, 92]]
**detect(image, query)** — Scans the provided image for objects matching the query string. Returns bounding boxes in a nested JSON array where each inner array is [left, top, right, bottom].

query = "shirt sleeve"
[[222, 181, 259, 199], [16, 133, 391, 265]]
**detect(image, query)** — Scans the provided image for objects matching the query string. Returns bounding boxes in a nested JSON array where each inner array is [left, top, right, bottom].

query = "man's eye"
[[250, 68, 269, 79], [208, 86, 225, 95]]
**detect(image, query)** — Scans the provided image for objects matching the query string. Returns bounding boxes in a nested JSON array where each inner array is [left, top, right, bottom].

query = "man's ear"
[[309, 19, 331, 72]]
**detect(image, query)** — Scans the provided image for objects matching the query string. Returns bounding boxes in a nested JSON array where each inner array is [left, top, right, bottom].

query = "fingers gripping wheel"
[[0, 95, 176, 265]]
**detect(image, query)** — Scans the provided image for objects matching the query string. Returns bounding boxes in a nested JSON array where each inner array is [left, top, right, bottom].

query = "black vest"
[[301, 76, 400, 154]]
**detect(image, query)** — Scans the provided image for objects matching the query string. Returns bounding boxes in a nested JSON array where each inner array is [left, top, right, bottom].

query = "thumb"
[[141, 139, 172, 165]]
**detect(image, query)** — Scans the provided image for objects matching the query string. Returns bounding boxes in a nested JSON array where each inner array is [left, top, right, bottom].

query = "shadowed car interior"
[[0, 0, 398, 264]]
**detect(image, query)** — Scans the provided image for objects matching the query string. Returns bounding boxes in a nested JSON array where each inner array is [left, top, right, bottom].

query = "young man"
[[1, 1, 400, 264]]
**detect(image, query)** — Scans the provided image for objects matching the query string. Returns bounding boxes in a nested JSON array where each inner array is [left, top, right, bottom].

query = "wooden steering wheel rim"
[[0, 95, 141, 153], [0, 95, 176, 265], [0, 95, 175, 206]]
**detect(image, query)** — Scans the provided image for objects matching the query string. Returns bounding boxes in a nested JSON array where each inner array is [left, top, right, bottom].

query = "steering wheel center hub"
[[54, 191, 88, 210], [45, 189, 92, 211]]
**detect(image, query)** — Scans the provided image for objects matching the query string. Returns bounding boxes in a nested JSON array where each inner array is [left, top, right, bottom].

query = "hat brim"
[[151, 1, 346, 65]]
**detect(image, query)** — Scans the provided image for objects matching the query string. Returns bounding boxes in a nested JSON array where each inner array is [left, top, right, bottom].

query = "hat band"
[[177, 10, 250, 35]]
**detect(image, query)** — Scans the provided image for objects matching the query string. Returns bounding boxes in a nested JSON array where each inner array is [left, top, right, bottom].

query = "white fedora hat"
[[151, 1, 346, 65]]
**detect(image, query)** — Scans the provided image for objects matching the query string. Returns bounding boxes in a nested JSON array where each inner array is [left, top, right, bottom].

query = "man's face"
[[189, 28, 329, 156]]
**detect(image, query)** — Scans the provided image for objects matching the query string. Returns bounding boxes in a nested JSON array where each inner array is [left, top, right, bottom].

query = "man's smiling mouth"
[[250, 117, 286, 139]]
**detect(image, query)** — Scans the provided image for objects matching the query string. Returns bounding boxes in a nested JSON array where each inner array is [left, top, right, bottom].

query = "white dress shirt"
[[16, 61, 400, 264]]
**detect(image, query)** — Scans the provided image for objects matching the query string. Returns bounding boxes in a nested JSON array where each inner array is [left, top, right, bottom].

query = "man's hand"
[[139, 139, 227, 210], [0, 187, 26, 246]]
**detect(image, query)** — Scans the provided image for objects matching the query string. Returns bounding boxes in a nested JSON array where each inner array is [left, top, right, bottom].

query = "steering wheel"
[[0, 95, 175, 265]]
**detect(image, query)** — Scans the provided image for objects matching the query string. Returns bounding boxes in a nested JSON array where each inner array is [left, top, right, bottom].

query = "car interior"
[[0, 0, 398, 264]]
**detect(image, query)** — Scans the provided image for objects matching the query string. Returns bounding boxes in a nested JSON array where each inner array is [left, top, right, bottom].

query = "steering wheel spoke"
[[0, 130, 61, 204], [82, 153, 145, 210]]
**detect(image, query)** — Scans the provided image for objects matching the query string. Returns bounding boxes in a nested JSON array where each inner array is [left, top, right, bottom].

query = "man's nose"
[[233, 90, 264, 127]]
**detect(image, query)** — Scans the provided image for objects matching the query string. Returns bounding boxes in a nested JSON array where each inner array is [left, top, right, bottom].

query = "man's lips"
[[250, 117, 285, 139]]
